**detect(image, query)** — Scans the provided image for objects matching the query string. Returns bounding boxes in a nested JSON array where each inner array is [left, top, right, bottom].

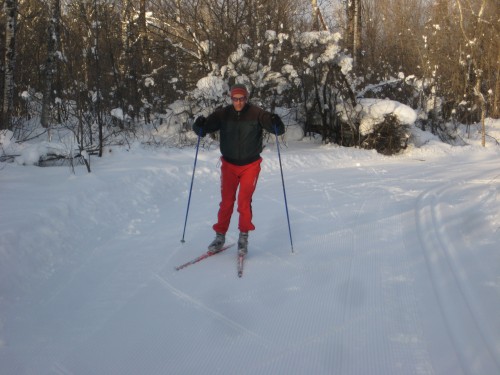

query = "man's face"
[[231, 95, 247, 112]]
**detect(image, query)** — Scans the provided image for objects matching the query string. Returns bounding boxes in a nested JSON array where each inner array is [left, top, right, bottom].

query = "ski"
[[237, 254, 245, 278], [175, 244, 234, 271]]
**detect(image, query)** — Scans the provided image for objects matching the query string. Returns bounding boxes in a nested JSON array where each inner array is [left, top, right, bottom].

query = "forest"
[[1, 0, 499, 158]]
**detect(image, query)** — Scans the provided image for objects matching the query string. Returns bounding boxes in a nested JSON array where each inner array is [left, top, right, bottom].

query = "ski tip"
[[237, 254, 245, 277]]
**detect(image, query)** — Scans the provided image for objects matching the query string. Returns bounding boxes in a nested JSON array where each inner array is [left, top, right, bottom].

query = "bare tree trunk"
[[311, 0, 328, 31], [353, 0, 361, 66], [41, 0, 61, 129], [120, 0, 133, 67], [138, 0, 152, 123], [115, 0, 133, 124], [346, 0, 362, 68], [456, 0, 488, 125], [2, 0, 18, 131], [139, 0, 148, 68], [494, 47, 500, 118], [92, 0, 103, 157], [474, 73, 487, 147], [121, 0, 140, 120]]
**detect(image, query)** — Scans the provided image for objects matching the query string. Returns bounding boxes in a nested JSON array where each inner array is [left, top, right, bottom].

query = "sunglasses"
[[231, 96, 247, 103]]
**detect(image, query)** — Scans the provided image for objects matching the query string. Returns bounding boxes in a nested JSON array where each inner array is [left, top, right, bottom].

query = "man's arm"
[[260, 109, 285, 135]]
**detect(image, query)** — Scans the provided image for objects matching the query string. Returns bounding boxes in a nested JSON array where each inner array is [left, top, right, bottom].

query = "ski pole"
[[181, 132, 201, 243], [274, 126, 294, 253]]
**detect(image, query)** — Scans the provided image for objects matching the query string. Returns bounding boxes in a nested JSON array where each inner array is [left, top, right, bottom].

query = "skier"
[[193, 83, 285, 256]]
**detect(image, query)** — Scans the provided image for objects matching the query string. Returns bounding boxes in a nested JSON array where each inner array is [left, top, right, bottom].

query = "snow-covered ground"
[[1, 124, 500, 374]]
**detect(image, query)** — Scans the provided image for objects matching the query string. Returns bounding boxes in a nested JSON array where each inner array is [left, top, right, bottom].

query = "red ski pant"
[[213, 158, 262, 234]]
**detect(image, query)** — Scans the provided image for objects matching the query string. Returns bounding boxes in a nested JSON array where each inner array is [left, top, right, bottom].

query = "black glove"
[[271, 114, 285, 134], [193, 116, 206, 137]]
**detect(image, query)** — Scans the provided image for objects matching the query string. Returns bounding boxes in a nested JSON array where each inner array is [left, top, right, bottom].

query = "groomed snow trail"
[[1, 143, 499, 375]]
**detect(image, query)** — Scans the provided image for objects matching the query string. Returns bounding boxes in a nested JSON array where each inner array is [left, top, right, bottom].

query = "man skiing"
[[193, 83, 285, 256]]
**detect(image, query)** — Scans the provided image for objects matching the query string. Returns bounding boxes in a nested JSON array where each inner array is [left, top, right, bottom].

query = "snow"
[[14, 141, 70, 166], [111, 108, 124, 120], [296, 31, 342, 48], [195, 76, 228, 100], [265, 30, 277, 41], [339, 98, 418, 136], [144, 77, 155, 87], [1, 126, 500, 374]]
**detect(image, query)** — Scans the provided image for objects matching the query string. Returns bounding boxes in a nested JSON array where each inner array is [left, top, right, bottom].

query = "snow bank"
[[0, 130, 21, 159], [14, 142, 70, 165], [357, 99, 417, 135], [0, 148, 184, 304]]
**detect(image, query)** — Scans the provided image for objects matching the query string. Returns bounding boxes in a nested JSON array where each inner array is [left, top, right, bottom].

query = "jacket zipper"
[[237, 110, 241, 160]]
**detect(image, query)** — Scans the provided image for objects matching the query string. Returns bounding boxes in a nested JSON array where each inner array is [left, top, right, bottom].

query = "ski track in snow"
[[161, 162, 436, 374], [416, 174, 500, 375], [152, 273, 274, 349], [1, 144, 499, 374]]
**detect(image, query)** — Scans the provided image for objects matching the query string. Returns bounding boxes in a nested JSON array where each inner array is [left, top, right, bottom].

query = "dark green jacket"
[[203, 104, 285, 166]]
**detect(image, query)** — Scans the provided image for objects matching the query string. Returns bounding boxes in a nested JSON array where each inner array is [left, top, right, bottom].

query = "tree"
[[209, 29, 357, 145], [421, 0, 499, 125], [2, 0, 17, 130], [494, 47, 500, 118], [41, 0, 61, 129], [345, 0, 362, 68], [116, 0, 150, 122], [456, 0, 499, 143], [311, 0, 328, 31], [91, 0, 103, 156]]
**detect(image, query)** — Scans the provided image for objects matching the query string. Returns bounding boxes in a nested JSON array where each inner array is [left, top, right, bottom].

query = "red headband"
[[230, 84, 248, 97]]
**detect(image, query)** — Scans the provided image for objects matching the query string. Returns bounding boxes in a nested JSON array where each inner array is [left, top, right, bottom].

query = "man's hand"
[[193, 116, 206, 137], [271, 114, 285, 134]]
